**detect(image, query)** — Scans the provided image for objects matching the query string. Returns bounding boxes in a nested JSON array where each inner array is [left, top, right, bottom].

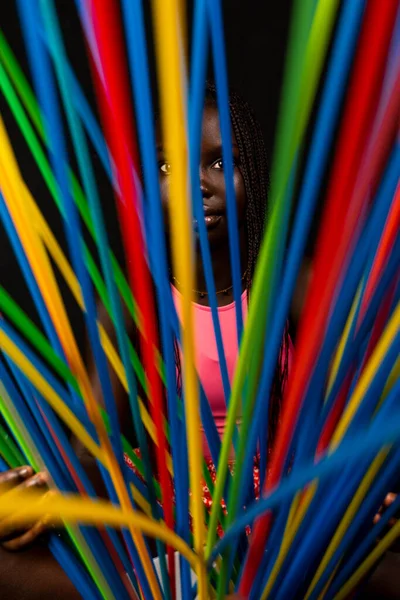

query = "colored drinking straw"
[[206, 0, 244, 345], [189, 0, 232, 410], [40, 3, 170, 595], [306, 445, 400, 599], [209, 393, 400, 568], [0, 367, 117, 600], [241, 3, 399, 590], [152, 0, 208, 595], [1, 1, 399, 596], [206, 0, 338, 561]]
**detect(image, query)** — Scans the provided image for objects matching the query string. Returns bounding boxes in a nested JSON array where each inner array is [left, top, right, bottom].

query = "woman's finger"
[[0, 473, 49, 541], [1, 517, 52, 552], [383, 493, 397, 508], [0, 466, 33, 494]]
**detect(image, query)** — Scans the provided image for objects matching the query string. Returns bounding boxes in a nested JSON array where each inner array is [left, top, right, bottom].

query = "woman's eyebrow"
[[205, 142, 239, 154]]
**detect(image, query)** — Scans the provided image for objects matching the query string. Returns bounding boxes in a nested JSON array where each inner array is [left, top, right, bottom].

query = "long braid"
[[156, 83, 288, 445], [205, 82, 289, 444]]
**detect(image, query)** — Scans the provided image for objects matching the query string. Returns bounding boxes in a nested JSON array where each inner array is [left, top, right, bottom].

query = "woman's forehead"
[[155, 103, 236, 149]]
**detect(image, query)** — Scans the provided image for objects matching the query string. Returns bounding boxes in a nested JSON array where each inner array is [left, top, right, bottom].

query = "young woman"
[[0, 84, 395, 599]]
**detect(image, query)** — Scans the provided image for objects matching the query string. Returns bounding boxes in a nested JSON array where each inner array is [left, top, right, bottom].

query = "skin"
[[157, 103, 248, 307], [0, 105, 398, 597]]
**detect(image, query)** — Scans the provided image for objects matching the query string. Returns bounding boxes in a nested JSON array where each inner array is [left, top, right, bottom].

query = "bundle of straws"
[[0, 0, 399, 598]]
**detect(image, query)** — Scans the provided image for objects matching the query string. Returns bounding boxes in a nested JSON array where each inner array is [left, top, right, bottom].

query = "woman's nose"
[[199, 168, 212, 198]]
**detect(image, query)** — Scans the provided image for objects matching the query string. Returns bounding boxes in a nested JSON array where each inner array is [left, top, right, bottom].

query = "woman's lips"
[[193, 215, 222, 231], [204, 214, 222, 229], [193, 211, 223, 231]]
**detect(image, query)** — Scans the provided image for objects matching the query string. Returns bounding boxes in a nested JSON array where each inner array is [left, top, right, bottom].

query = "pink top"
[[172, 287, 247, 458], [172, 287, 292, 459]]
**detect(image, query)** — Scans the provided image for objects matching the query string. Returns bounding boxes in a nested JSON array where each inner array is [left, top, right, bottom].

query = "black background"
[[1, 0, 293, 343]]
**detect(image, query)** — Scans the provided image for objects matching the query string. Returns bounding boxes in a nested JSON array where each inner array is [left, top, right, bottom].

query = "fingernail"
[[18, 466, 33, 477], [29, 473, 46, 485]]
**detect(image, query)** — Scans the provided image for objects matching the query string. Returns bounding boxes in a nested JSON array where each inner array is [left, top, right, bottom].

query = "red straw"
[[240, 1, 399, 593], [318, 181, 400, 453], [85, 0, 175, 593], [359, 182, 400, 322]]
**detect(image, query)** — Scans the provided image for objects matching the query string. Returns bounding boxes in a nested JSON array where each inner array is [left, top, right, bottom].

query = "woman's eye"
[[159, 161, 171, 174], [212, 159, 223, 170]]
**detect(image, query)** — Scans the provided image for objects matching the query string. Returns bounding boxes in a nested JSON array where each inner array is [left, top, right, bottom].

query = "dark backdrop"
[[0, 0, 293, 344]]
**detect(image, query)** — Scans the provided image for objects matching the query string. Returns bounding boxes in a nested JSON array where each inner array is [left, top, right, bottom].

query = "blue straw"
[[208, 390, 400, 565], [291, 141, 400, 467], [22, 374, 140, 592], [0, 194, 83, 414], [232, 0, 367, 549], [40, 3, 166, 593], [270, 350, 400, 600], [1, 323, 145, 594], [48, 536, 103, 600], [17, 11, 159, 593], [121, 0, 194, 594], [0, 360, 130, 599], [189, 0, 232, 411], [268, 376, 399, 599], [2, 330, 142, 596], [327, 494, 400, 598], [0, 318, 95, 437], [206, 0, 244, 343], [18, 0, 124, 473], [318, 237, 399, 438], [311, 446, 400, 599], [257, 155, 299, 487]]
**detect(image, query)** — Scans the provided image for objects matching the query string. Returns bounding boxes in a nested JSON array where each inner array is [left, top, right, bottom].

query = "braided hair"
[[156, 82, 288, 448], [202, 82, 290, 443]]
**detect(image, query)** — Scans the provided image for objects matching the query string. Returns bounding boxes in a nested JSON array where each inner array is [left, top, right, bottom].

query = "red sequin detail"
[[124, 450, 261, 538]]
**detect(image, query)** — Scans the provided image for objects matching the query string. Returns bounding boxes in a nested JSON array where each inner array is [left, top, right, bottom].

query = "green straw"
[[0, 422, 25, 467], [207, 0, 341, 558], [0, 382, 116, 600], [0, 291, 219, 524], [1, 35, 222, 525], [0, 32, 45, 138], [0, 287, 80, 392]]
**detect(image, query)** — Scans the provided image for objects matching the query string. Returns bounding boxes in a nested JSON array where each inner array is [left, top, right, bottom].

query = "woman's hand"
[[374, 492, 399, 553], [374, 493, 398, 526], [0, 466, 52, 551]]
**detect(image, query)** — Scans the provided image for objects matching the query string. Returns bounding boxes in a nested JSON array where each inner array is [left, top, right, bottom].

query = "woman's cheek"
[[234, 172, 247, 219]]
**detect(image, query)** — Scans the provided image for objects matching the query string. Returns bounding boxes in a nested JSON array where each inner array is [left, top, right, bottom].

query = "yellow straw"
[[0, 118, 161, 598], [152, 1, 207, 597], [20, 180, 162, 453], [0, 330, 103, 463], [330, 303, 400, 450], [333, 519, 400, 600], [0, 383, 117, 600], [261, 484, 317, 599], [0, 489, 197, 569], [326, 285, 362, 398], [304, 449, 390, 599], [379, 357, 399, 407]]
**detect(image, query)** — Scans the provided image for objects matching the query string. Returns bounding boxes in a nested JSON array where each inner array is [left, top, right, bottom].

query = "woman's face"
[[157, 104, 247, 248]]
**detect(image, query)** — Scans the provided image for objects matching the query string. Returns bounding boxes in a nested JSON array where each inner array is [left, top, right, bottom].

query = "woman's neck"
[[193, 236, 248, 306]]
